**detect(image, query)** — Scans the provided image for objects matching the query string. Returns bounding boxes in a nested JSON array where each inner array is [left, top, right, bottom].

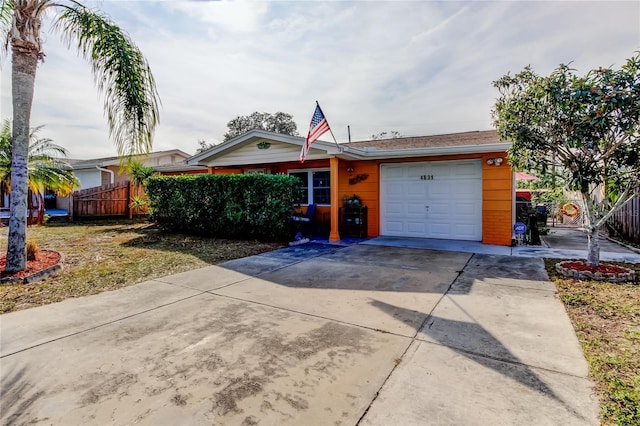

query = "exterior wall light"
[[257, 141, 271, 150], [486, 157, 504, 166]]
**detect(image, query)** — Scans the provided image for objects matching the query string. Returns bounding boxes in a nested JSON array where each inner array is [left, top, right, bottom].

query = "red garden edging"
[[0, 250, 64, 284], [555, 260, 636, 283]]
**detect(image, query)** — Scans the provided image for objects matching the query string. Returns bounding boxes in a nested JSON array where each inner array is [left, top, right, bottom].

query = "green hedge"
[[146, 174, 301, 240]]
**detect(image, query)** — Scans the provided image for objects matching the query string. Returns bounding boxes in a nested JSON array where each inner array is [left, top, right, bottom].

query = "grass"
[[545, 258, 640, 426], [0, 220, 284, 314]]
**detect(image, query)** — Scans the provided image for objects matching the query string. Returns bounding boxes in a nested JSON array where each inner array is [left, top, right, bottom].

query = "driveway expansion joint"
[[155, 275, 255, 292], [459, 280, 557, 293], [206, 290, 416, 340], [0, 288, 209, 359], [356, 252, 472, 425], [411, 337, 591, 380]]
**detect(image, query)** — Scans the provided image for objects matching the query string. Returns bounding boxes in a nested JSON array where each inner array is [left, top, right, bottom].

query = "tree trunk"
[[6, 43, 39, 272], [37, 192, 45, 225], [586, 226, 600, 267]]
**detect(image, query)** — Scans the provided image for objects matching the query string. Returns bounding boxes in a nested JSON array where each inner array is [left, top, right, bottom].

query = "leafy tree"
[[0, 119, 79, 225], [1, 0, 160, 272], [196, 139, 213, 154], [493, 53, 640, 266], [223, 111, 298, 142], [371, 131, 403, 140]]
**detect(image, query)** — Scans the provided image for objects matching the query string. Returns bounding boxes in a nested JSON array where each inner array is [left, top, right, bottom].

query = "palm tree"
[[1, 0, 160, 272], [0, 119, 79, 225]]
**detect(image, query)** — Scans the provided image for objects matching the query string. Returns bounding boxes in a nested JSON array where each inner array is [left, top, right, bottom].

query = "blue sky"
[[1, 0, 639, 159]]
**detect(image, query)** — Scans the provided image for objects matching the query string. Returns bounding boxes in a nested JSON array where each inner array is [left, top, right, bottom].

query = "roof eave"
[[338, 142, 510, 159], [186, 129, 339, 165], [101, 149, 191, 167]]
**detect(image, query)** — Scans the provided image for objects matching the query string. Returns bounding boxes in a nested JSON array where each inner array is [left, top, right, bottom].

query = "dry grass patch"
[[0, 221, 283, 313], [545, 258, 640, 426]]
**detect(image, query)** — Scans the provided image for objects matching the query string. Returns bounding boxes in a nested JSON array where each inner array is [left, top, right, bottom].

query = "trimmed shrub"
[[146, 174, 302, 240], [26, 240, 39, 261]]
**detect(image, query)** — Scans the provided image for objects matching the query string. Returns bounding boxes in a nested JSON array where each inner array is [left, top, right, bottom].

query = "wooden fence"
[[72, 181, 148, 219], [608, 197, 640, 244]]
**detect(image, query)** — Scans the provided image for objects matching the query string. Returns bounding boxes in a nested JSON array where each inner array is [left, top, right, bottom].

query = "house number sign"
[[420, 175, 434, 180]]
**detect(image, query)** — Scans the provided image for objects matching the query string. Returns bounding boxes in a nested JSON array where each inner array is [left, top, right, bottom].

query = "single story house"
[[50, 150, 206, 211], [187, 129, 513, 246], [67, 149, 200, 190]]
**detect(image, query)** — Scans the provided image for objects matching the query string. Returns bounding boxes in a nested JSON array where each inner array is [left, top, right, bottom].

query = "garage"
[[380, 159, 482, 241]]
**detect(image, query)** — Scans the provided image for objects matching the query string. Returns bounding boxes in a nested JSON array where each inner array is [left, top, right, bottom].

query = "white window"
[[288, 169, 331, 205]]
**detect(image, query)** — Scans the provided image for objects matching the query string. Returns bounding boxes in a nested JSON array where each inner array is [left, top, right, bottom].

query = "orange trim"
[[211, 167, 242, 175], [329, 157, 340, 241], [159, 169, 208, 176], [481, 153, 512, 245]]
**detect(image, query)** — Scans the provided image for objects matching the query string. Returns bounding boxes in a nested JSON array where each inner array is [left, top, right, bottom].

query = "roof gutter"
[[338, 143, 511, 159], [96, 166, 114, 184]]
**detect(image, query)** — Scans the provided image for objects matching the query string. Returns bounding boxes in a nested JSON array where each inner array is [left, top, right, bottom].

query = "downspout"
[[96, 166, 115, 184]]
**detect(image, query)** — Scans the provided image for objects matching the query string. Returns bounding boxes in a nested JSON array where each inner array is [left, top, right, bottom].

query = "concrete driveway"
[[0, 243, 598, 425]]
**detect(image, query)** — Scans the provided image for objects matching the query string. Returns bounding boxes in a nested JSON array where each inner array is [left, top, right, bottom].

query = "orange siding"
[[481, 153, 513, 245], [211, 167, 243, 175], [206, 153, 514, 246], [280, 159, 330, 173], [340, 153, 513, 245], [337, 160, 380, 237], [483, 189, 512, 201], [483, 179, 512, 191], [107, 165, 128, 185], [159, 169, 208, 176]]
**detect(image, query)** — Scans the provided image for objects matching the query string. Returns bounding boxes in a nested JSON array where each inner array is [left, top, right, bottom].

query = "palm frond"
[[0, 118, 12, 181], [0, 119, 79, 194], [0, 0, 13, 60], [53, 1, 160, 158], [28, 161, 78, 195], [29, 135, 69, 159]]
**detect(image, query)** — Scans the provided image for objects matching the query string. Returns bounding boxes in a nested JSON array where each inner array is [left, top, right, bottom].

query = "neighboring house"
[[67, 149, 197, 190], [56, 150, 207, 211], [187, 129, 513, 246]]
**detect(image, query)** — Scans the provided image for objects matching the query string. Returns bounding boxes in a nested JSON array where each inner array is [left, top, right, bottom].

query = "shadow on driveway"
[[369, 299, 590, 423]]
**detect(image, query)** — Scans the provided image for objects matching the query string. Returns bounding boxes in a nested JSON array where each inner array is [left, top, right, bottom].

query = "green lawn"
[[0, 221, 283, 313], [546, 259, 640, 426]]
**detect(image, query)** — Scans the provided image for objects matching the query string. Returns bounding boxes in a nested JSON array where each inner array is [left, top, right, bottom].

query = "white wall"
[[141, 153, 188, 167], [55, 196, 71, 210], [74, 169, 102, 190]]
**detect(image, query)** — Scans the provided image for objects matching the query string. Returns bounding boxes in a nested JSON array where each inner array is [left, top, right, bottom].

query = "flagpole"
[[316, 101, 341, 151]]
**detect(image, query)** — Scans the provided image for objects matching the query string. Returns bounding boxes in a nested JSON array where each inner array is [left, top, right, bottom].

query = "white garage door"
[[381, 160, 482, 241]]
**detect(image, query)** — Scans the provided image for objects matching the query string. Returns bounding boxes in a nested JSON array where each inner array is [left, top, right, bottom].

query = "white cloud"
[[2, 0, 638, 157], [167, 0, 269, 34]]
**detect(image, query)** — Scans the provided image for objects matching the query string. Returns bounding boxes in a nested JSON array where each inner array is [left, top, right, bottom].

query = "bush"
[[26, 240, 39, 261], [146, 174, 302, 241]]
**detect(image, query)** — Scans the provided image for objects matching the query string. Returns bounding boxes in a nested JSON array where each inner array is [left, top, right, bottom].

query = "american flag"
[[300, 104, 331, 163]]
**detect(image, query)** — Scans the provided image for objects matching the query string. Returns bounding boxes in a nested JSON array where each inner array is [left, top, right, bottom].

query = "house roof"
[[68, 149, 192, 170], [344, 130, 501, 151], [187, 129, 341, 166], [187, 129, 510, 167]]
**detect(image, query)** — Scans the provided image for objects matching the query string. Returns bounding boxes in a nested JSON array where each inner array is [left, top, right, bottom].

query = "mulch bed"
[[0, 250, 62, 282], [556, 260, 636, 283]]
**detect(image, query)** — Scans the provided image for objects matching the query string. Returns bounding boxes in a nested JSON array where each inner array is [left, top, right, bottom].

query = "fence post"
[[127, 180, 132, 220], [69, 193, 74, 221]]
